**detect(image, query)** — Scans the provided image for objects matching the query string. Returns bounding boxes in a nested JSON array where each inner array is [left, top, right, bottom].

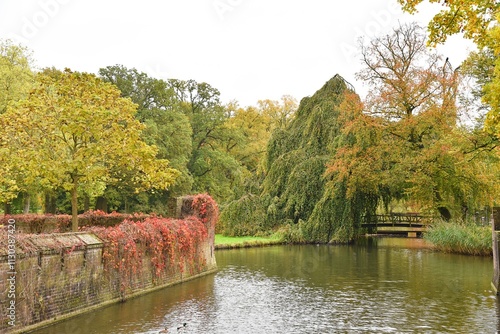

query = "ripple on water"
[[29, 244, 498, 334]]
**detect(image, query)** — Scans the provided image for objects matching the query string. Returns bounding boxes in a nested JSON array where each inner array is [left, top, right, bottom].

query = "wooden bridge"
[[361, 213, 433, 237]]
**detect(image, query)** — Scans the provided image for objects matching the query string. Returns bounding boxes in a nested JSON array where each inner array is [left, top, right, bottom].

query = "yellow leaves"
[[0, 68, 180, 211], [257, 95, 298, 130], [482, 19, 500, 137], [398, 0, 498, 48], [0, 39, 35, 114]]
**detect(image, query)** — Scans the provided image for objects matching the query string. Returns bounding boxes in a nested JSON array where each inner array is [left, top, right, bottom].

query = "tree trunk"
[[23, 193, 31, 214], [44, 192, 57, 214], [95, 196, 108, 212], [71, 181, 79, 232], [84, 195, 90, 212], [3, 203, 11, 215], [461, 204, 468, 221]]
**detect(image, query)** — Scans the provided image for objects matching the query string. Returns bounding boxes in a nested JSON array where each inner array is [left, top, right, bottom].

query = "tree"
[[0, 40, 36, 213], [257, 95, 297, 130], [218, 76, 347, 237], [220, 106, 264, 192], [0, 69, 179, 230], [398, 0, 498, 48], [100, 66, 256, 205], [167, 79, 241, 201], [397, 1, 500, 140], [0, 39, 34, 114], [327, 23, 496, 222], [99, 65, 176, 115], [217, 98, 300, 236], [260, 75, 353, 238], [482, 21, 500, 138], [99, 65, 193, 212], [100, 66, 254, 204]]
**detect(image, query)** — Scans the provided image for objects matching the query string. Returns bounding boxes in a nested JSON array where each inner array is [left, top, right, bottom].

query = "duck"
[[158, 322, 187, 333]]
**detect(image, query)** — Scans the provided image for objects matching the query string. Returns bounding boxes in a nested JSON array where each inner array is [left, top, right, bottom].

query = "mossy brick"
[[0, 196, 217, 333]]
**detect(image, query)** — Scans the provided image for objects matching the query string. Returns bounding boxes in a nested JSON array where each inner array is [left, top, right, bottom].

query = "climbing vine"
[[0, 211, 149, 233], [88, 215, 209, 294], [0, 194, 219, 296], [85, 195, 218, 295], [191, 193, 219, 231]]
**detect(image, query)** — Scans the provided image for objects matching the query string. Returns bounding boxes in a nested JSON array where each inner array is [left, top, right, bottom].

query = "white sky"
[[0, 0, 475, 107]]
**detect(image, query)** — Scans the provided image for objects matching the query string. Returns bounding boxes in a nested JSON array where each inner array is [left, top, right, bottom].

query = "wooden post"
[[492, 207, 500, 294]]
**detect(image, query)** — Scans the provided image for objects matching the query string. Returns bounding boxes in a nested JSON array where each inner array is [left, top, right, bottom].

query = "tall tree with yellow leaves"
[[0, 69, 179, 231]]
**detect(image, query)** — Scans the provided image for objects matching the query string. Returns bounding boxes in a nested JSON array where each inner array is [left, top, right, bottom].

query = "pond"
[[30, 238, 498, 333]]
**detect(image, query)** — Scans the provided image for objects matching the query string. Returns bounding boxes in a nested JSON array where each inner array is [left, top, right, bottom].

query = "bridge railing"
[[363, 213, 434, 228]]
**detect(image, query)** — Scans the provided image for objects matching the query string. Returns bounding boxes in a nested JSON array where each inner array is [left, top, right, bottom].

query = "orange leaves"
[[358, 23, 460, 122]]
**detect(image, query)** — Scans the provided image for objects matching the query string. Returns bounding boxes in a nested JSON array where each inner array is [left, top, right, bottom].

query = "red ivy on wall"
[[0, 211, 150, 233], [2, 194, 219, 296], [191, 193, 219, 231], [87, 215, 211, 294]]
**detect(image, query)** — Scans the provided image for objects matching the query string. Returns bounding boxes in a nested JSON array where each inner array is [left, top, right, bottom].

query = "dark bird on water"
[[158, 322, 187, 333]]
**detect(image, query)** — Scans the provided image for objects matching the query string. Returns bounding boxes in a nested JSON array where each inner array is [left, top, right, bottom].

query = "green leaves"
[[0, 39, 34, 114], [260, 75, 356, 239], [483, 20, 500, 135], [0, 69, 179, 229]]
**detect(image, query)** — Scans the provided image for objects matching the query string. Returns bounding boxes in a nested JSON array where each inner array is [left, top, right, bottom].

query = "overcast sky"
[[0, 0, 475, 107]]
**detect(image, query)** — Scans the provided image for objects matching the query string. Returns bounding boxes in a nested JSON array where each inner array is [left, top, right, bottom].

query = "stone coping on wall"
[[0, 232, 103, 259], [10, 267, 219, 334], [29, 232, 103, 254]]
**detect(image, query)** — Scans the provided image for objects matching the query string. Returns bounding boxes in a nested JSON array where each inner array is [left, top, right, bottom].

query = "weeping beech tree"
[[220, 75, 392, 243], [220, 75, 360, 237], [263, 74, 381, 243], [220, 74, 375, 241]]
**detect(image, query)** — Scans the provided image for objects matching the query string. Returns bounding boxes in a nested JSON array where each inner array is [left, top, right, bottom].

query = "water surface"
[[31, 238, 498, 333]]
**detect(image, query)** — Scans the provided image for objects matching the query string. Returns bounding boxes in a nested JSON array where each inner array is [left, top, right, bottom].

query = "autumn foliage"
[[88, 217, 207, 291], [0, 194, 218, 300], [86, 194, 218, 293]]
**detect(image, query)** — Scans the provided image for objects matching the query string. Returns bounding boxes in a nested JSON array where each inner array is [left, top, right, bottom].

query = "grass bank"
[[214, 234, 283, 250], [424, 220, 492, 256]]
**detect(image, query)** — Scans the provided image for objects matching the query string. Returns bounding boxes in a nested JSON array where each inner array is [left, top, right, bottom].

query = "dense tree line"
[[0, 48, 296, 230], [220, 22, 499, 242], [2, 3, 500, 241]]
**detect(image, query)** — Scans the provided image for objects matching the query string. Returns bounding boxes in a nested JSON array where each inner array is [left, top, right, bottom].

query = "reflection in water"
[[31, 240, 496, 333]]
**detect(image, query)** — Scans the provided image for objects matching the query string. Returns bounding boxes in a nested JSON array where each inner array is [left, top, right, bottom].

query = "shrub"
[[0, 211, 149, 233], [275, 220, 306, 244], [424, 219, 491, 256], [218, 194, 266, 236]]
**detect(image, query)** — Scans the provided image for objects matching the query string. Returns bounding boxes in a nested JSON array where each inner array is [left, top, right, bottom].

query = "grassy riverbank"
[[214, 234, 283, 249], [215, 220, 494, 256], [424, 220, 492, 256]]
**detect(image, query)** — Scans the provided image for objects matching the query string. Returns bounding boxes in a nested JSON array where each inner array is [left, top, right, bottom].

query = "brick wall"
[[0, 196, 217, 334]]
